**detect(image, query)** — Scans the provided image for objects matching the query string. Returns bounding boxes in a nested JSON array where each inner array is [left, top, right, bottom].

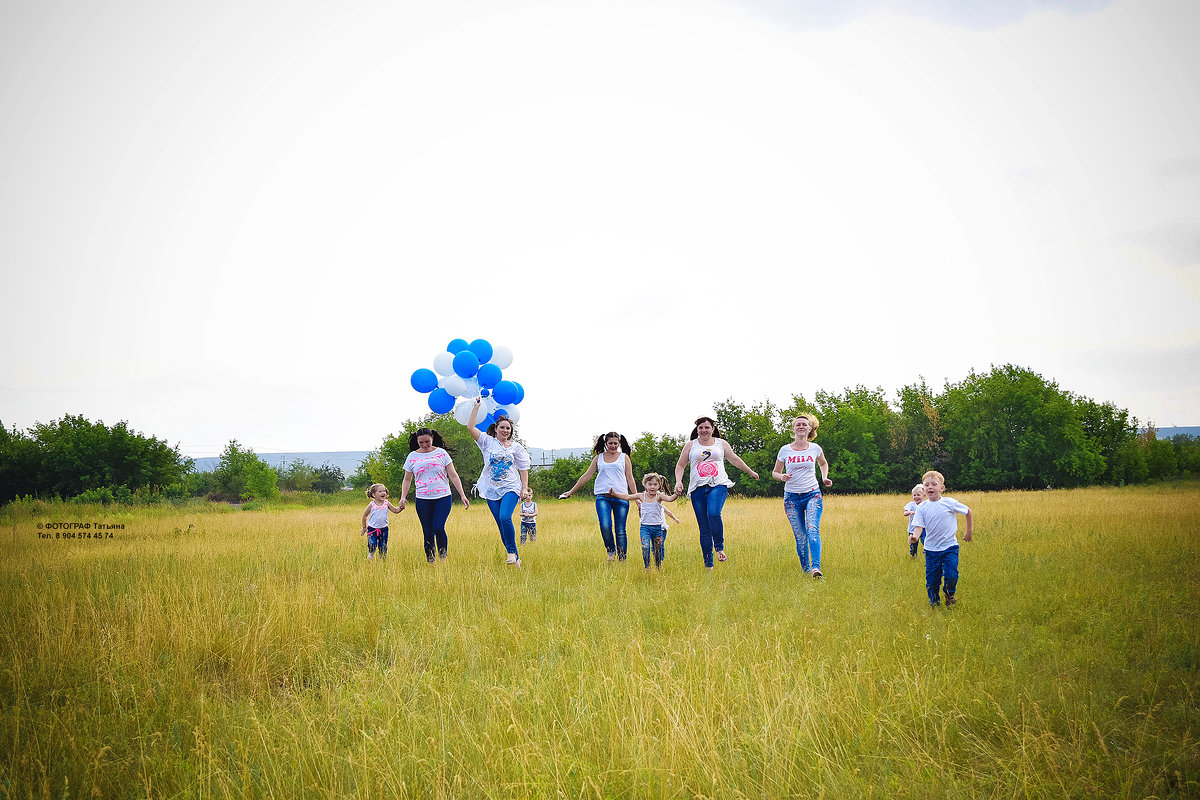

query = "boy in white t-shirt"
[[520, 496, 538, 543], [909, 471, 973, 607]]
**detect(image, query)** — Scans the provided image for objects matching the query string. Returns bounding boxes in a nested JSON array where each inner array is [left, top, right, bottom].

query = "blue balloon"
[[475, 414, 494, 432], [410, 368, 438, 393], [477, 363, 502, 389], [512, 381, 525, 404], [428, 388, 455, 414], [493, 380, 517, 405], [479, 387, 490, 398], [452, 350, 480, 378], [447, 338, 469, 353], [468, 338, 493, 364]]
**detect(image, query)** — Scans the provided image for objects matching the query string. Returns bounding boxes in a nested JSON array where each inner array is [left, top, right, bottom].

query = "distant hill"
[[1146, 427, 1200, 439], [188, 447, 593, 474]]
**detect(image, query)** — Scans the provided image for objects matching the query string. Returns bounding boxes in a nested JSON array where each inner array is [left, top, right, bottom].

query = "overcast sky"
[[2, 0, 1197, 457]]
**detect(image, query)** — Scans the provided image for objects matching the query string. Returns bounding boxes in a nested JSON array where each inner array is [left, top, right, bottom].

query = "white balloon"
[[433, 351, 455, 376], [441, 375, 467, 397], [453, 399, 475, 425], [490, 345, 513, 369], [461, 377, 481, 397], [495, 405, 520, 423], [485, 396, 499, 414]]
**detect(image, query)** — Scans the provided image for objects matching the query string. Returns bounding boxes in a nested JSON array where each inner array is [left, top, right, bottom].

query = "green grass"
[[1, 484, 1198, 798]]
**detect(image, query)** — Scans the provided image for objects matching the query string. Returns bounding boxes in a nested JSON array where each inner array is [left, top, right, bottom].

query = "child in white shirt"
[[909, 471, 973, 607]]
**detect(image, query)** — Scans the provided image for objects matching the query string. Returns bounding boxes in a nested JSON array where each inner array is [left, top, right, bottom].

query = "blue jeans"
[[366, 526, 388, 557], [691, 484, 728, 568], [639, 524, 666, 568], [415, 495, 451, 561], [594, 495, 629, 559], [520, 521, 537, 543], [487, 492, 521, 556], [924, 546, 960, 605], [784, 490, 823, 571], [909, 529, 926, 556]]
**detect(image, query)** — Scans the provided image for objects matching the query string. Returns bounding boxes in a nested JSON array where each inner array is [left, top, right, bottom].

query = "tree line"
[[357, 364, 1198, 499], [2, 364, 1197, 506], [0, 419, 343, 504]]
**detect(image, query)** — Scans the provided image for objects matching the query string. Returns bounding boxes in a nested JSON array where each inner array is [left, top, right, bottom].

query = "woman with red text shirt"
[[772, 414, 832, 578]]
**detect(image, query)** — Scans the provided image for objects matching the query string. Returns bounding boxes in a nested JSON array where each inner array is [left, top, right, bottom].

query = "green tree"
[[278, 459, 317, 492], [938, 365, 1104, 490], [1173, 435, 1200, 477], [0, 421, 40, 502], [1143, 430, 1178, 480], [312, 464, 346, 493], [892, 379, 945, 485], [628, 432, 687, 490], [213, 440, 279, 501], [1076, 398, 1145, 485], [812, 387, 896, 494], [24, 414, 189, 500], [529, 452, 593, 498], [713, 398, 788, 496]]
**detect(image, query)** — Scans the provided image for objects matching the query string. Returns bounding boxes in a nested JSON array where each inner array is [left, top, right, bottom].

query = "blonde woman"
[[772, 414, 832, 578]]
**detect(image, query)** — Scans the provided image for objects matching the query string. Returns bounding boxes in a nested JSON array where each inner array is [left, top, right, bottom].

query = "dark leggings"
[[415, 495, 452, 561]]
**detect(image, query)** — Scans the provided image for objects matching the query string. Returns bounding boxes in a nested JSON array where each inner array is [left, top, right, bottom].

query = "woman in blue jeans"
[[674, 416, 759, 569], [559, 432, 637, 561], [468, 399, 531, 567], [772, 414, 832, 578], [398, 427, 471, 564]]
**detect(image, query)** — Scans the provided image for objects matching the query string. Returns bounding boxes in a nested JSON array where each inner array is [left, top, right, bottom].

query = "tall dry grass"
[[1, 483, 1197, 798]]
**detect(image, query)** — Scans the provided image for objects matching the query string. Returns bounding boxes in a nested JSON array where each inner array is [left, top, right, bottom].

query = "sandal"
[[716, 550, 727, 562]]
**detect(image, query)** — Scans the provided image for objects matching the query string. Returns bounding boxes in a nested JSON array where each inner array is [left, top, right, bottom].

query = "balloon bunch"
[[410, 338, 526, 430]]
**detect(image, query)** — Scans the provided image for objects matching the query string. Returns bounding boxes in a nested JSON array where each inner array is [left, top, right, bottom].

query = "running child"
[[909, 471, 973, 607], [903, 483, 927, 557], [520, 495, 538, 543], [607, 473, 679, 571], [361, 483, 403, 560]]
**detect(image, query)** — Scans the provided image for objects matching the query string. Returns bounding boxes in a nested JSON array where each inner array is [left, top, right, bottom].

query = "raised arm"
[[467, 398, 484, 442]]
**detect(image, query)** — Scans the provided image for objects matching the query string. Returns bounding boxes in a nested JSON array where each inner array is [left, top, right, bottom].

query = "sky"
[[1, 0, 1197, 458]]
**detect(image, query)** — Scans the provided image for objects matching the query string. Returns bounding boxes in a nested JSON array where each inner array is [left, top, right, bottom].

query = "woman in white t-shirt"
[[398, 427, 471, 564], [771, 414, 832, 578], [673, 416, 759, 569], [558, 432, 638, 561], [468, 399, 531, 567]]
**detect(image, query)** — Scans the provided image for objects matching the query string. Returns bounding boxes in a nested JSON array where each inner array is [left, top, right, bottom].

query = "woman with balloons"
[[467, 397, 531, 568], [674, 416, 760, 570], [557, 432, 638, 562]]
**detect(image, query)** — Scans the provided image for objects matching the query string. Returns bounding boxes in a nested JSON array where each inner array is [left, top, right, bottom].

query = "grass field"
[[1, 483, 1198, 799]]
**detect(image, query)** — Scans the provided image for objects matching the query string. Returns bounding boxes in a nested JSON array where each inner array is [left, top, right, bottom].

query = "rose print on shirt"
[[696, 448, 719, 479]]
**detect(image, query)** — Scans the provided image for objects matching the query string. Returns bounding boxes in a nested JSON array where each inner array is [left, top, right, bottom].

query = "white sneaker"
[[812, 568, 823, 579], [506, 553, 517, 565]]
